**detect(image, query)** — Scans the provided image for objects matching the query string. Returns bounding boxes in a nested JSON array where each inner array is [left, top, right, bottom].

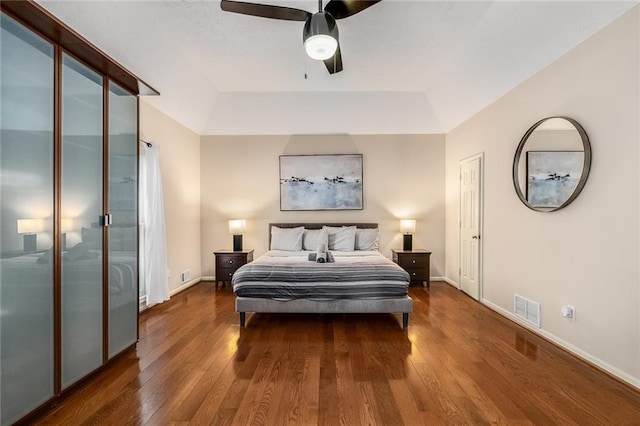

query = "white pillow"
[[270, 226, 304, 251], [303, 229, 328, 251], [355, 228, 379, 250], [322, 225, 356, 251]]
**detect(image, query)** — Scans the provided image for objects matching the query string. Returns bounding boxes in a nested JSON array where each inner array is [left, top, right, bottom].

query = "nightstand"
[[391, 249, 431, 287], [214, 249, 254, 288]]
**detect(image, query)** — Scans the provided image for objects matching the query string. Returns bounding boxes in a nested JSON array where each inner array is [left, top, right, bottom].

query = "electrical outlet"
[[561, 305, 575, 321]]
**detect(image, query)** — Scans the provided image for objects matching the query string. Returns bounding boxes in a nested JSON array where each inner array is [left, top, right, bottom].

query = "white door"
[[459, 155, 483, 300]]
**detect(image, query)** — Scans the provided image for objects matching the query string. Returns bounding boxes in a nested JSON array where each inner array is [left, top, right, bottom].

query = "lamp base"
[[403, 234, 413, 251], [233, 234, 243, 252], [24, 234, 37, 253]]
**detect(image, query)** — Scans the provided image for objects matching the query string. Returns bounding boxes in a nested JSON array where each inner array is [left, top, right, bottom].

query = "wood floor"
[[35, 281, 640, 425]]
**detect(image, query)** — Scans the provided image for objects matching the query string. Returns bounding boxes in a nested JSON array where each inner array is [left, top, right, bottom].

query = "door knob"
[[472, 235, 480, 240]]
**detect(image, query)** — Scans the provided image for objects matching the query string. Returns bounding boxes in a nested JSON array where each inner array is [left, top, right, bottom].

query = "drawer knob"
[[412, 272, 416, 276], [412, 260, 416, 264], [229, 260, 233, 264]]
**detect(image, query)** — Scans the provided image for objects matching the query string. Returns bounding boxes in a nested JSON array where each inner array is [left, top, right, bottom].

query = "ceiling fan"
[[220, 0, 382, 74]]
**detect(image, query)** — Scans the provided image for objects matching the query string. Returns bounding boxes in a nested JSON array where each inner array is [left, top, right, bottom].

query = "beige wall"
[[140, 100, 202, 293], [445, 8, 639, 386], [200, 134, 445, 278]]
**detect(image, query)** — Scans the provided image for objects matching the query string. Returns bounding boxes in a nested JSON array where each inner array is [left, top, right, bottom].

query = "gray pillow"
[[322, 225, 356, 251], [355, 228, 379, 250], [302, 228, 328, 251], [270, 226, 304, 251]]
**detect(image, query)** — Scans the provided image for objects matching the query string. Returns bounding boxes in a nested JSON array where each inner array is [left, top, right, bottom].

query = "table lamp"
[[400, 219, 416, 251], [228, 219, 246, 252]]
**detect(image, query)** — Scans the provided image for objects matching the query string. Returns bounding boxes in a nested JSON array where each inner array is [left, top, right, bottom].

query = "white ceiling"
[[37, 0, 637, 135]]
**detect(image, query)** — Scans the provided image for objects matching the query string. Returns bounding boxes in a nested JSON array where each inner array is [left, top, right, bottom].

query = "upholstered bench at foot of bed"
[[235, 296, 413, 329]]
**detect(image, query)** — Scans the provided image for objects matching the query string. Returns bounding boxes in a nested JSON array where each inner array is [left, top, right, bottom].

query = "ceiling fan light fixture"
[[303, 12, 339, 61], [304, 34, 338, 60]]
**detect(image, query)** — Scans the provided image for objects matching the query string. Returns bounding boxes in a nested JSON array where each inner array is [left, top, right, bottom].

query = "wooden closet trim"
[[1, 8, 143, 423], [0, 0, 158, 97], [53, 43, 63, 398], [102, 77, 110, 365]]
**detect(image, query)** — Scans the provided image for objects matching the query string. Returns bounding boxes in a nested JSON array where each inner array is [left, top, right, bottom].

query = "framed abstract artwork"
[[279, 154, 363, 211], [526, 151, 584, 208]]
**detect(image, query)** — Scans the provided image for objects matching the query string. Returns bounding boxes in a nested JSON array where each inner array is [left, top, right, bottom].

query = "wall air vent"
[[514, 294, 541, 328]]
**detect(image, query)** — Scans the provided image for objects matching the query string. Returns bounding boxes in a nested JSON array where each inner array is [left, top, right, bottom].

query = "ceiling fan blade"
[[323, 43, 343, 74], [324, 0, 382, 20], [220, 0, 311, 21]]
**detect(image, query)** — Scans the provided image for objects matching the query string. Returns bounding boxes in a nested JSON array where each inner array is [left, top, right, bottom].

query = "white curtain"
[[140, 142, 169, 305]]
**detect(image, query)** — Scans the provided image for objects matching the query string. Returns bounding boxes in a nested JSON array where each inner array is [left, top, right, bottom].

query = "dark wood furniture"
[[214, 249, 254, 287], [392, 249, 431, 287]]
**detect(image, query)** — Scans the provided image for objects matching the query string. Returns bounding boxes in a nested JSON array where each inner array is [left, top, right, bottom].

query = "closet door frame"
[[55, 44, 141, 396], [53, 42, 63, 400], [53, 47, 141, 393], [44, 39, 140, 401], [1, 1, 154, 422], [102, 74, 110, 367], [0, 1, 157, 97]]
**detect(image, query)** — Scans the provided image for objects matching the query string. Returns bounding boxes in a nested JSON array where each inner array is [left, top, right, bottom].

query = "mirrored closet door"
[[61, 54, 105, 389], [108, 82, 139, 358], [0, 6, 143, 424], [0, 13, 55, 425]]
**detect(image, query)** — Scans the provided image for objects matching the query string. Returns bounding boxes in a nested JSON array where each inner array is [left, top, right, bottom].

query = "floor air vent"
[[514, 294, 541, 328]]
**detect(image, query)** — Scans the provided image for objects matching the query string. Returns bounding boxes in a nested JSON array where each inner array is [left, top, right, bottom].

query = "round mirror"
[[513, 117, 591, 212]]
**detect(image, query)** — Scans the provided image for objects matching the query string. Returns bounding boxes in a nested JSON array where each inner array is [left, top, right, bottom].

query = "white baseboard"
[[140, 277, 203, 312], [169, 277, 201, 297], [430, 276, 446, 282], [139, 296, 148, 312], [481, 298, 640, 390], [443, 277, 460, 288], [201, 275, 216, 281]]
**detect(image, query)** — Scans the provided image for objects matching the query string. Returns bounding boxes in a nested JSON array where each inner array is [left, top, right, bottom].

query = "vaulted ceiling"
[[38, 1, 637, 135]]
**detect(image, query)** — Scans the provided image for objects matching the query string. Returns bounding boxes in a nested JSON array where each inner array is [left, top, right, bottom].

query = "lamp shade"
[[228, 219, 246, 235], [400, 219, 416, 234], [303, 12, 338, 61], [17, 219, 43, 234]]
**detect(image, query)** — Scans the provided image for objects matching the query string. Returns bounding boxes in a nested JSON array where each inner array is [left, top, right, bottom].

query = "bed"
[[231, 223, 412, 328]]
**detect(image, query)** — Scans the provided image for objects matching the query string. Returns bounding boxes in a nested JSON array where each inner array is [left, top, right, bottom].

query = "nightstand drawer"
[[391, 249, 431, 287], [398, 254, 427, 270], [406, 268, 427, 282], [213, 249, 254, 287], [216, 268, 237, 282], [219, 255, 245, 269]]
